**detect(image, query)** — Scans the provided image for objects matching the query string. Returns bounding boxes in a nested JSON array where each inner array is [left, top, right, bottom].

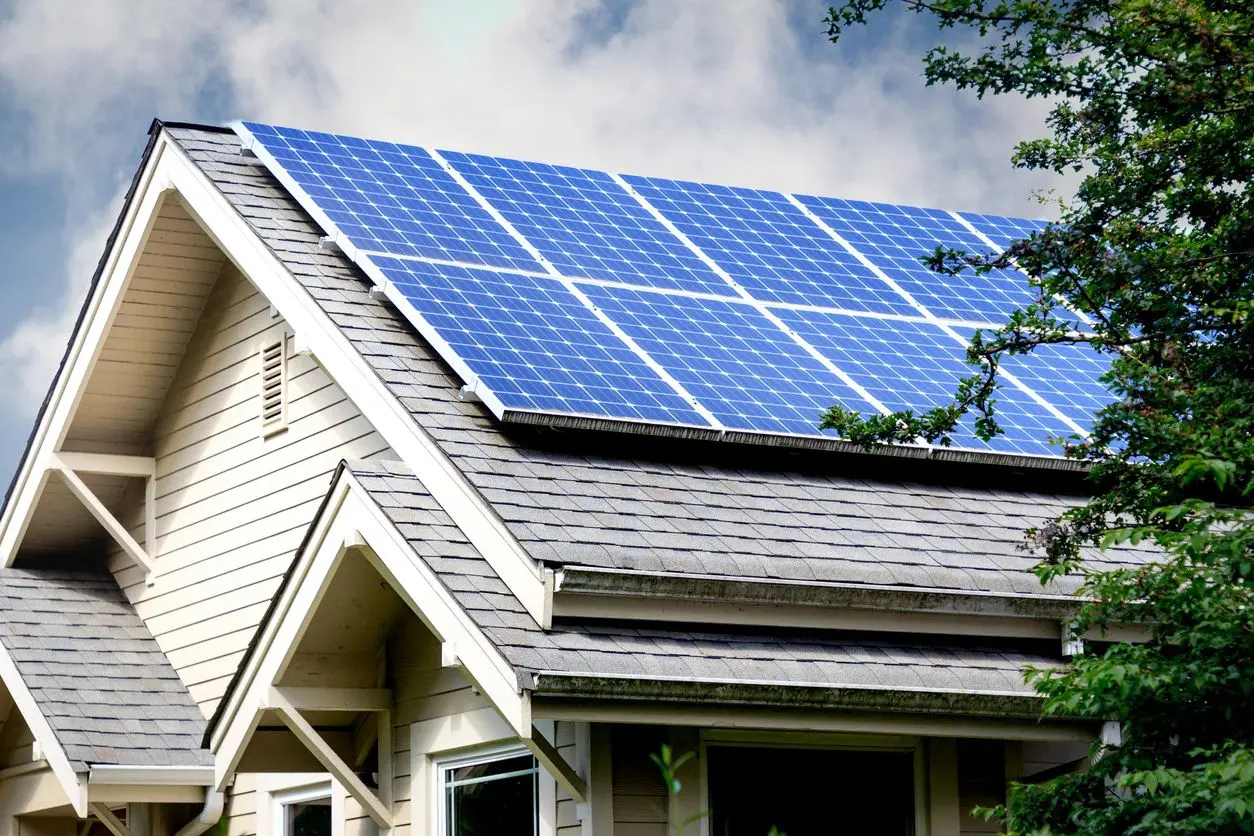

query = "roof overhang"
[[207, 466, 531, 791]]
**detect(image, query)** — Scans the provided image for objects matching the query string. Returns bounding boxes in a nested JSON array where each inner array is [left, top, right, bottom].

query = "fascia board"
[[0, 139, 172, 567], [158, 137, 547, 625], [0, 641, 84, 815]]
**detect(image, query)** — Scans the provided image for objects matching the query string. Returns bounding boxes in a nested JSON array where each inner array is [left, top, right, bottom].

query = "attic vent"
[[260, 336, 289, 437]]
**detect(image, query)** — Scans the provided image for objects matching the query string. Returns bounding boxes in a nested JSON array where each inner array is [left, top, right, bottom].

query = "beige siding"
[[109, 264, 391, 716], [958, 740, 1005, 836], [0, 712, 34, 769], [388, 615, 491, 836], [555, 722, 580, 836], [224, 774, 259, 836], [612, 726, 669, 836]]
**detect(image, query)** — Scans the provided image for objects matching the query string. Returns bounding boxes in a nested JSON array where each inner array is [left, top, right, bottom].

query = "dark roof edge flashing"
[[531, 673, 1054, 720], [553, 567, 1082, 620], [505, 410, 1091, 477]]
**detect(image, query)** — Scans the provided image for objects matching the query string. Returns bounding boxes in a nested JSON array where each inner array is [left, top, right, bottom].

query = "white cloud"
[[0, 197, 119, 407], [0, 0, 1065, 425]]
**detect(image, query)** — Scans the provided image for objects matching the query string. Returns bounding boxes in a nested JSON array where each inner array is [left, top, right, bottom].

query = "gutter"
[[88, 764, 223, 836], [553, 566, 1084, 620], [531, 671, 1049, 719]]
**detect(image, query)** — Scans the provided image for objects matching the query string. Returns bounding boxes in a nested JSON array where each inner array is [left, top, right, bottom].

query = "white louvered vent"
[[259, 335, 288, 438]]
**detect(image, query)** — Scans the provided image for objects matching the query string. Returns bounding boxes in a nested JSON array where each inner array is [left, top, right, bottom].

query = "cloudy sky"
[[0, 0, 1063, 483]]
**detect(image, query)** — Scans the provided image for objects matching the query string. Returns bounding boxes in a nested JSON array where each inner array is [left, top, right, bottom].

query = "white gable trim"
[[0, 641, 85, 815], [0, 138, 172, 567], [0, 129, 546, 626], [211, 470, 527, 791]]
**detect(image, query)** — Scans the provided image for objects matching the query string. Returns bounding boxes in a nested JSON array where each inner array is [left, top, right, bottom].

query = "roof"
[[168, 124, 1143, 600], [0, 567, 210, 770], [352, 459, 1054, 717]]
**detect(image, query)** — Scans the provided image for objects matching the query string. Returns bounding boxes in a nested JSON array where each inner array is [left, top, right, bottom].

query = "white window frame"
[[256, 775, 346, 836], [431, 743, 556, 836], [697, 730, 928, 836]]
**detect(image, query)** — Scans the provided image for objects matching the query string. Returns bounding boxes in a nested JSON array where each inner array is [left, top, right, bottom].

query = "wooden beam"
[[525, 726, 587, 805], [273, 687, 392, 713], [48, 458, 153, 577], [89, 805, 133, 836], [53, 453, 155, 478], [265, 688, 391, 828]]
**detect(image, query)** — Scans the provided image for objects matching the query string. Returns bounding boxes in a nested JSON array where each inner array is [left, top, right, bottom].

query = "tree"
[[822, 1, 1254, 833]]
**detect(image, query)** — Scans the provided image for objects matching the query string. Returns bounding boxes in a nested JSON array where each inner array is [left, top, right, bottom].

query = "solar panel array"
[[238, 122, 1111, 459]]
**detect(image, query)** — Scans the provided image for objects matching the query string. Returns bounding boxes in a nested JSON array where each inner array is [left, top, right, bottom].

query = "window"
[[706, 745, 915, 836], [285, 796, 331, 836], [259, 335, 289, 437], [269, 781, 336, 836], [439, 750, 539, 836]]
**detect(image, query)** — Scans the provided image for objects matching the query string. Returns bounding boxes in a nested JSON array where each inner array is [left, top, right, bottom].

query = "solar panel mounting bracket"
[[459, 381, 483, 403], [318, 235, 343, 254]]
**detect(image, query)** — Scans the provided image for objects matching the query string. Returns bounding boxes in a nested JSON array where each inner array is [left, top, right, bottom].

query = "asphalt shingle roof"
[[351, 459, 1055, 711], [0, 567, 210, 770], [169, 125, 1142, 599]]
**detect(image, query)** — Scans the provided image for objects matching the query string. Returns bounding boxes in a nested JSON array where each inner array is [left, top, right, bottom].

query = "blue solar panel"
[[999, 342, 1113, 433], [794, 196, 1036, 323], [240, 123, 542, 271], [240, 121, 1115, 459], [581, 285, 880, 436], [439, 151, 735, 297], [372, 256, 710, 426], [623, 175, 920, 317], [958, 211, 1049, 251], [775, 309, 1076, 455]]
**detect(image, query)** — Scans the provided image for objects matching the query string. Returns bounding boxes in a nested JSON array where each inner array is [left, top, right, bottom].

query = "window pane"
[[286, 800, 331, 836], [707, 746, 915, 836], [445, 754, 538, 836]]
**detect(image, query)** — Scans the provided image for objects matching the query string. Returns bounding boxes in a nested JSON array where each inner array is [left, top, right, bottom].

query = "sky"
[[0, 0, 1066, 485]]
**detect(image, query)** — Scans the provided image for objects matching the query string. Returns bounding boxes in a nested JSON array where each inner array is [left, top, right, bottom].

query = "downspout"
[[173, 790, 225, 836]]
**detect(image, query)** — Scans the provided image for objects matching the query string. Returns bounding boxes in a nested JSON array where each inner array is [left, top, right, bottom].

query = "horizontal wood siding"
[[612, 726, 669, 836], [555, 722, 580, 836], [109, 264, 391, 716], [958, 739, 1005, 836]]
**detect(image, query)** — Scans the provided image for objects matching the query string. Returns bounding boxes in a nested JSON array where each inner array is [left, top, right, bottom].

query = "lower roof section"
[[355, 460, 1062, 720], [0, 566, 210, 771]]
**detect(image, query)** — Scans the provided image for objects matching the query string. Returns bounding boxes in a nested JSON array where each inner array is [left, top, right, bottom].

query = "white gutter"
[[87, 765, 216, 786]]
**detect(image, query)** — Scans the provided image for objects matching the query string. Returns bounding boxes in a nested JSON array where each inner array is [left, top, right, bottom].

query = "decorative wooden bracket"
[[525, 726, 587, 805], [264, 687, 393, 829], [48, 453, 157, 585]]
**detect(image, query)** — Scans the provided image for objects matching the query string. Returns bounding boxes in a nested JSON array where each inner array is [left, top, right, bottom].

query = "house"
[[0, 119, 1133, 836]]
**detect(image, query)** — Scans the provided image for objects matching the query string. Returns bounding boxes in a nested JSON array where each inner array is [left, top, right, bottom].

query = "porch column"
[[927, 739, 960, 836]]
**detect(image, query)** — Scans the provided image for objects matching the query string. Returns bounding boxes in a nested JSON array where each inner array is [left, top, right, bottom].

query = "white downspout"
[[173, 790, 225, 836]]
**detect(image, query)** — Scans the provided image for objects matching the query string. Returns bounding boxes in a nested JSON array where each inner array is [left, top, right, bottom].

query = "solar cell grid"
[[241, 121, 1114, 460], [240, 123, 542, 271], [958, 211, 1049, 251], [1000, 343, 1112, 434], [581, 284, 879, 436], [624, 175, 921, 317], [371, 256, 710, 426], [775, 309, 1075, 456], [439, 151, 736, 297], [796, 195, 1037, 323]]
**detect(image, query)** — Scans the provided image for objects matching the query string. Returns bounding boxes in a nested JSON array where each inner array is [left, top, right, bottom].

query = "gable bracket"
[[47, 453, 157, 585], [263, 687, 392, 829], [524, 725, 587, 805]]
